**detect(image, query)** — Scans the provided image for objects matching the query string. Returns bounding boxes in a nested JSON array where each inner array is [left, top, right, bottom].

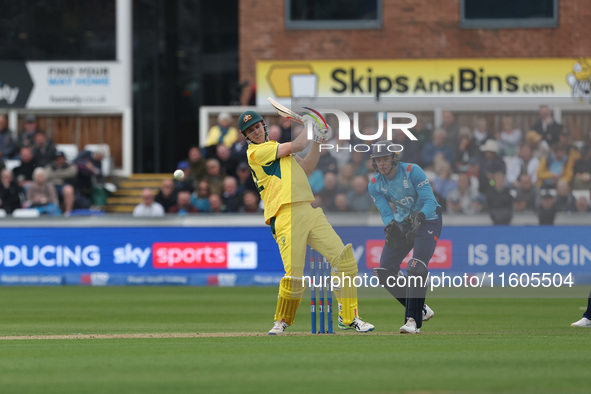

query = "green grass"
[[0, 286, 590, 393]]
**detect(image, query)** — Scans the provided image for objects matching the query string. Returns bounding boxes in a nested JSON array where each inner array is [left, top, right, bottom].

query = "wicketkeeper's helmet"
[[238, 110, 268, 144], [370, 140, 400, 172]]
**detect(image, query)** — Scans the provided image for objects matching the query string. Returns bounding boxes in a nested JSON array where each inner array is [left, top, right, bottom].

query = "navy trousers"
[[380, 207, 442, 328]]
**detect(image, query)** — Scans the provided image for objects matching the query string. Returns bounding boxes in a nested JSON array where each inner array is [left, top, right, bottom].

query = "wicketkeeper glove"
[[384, 220, 405, 249], [404, 211, 426, 244]]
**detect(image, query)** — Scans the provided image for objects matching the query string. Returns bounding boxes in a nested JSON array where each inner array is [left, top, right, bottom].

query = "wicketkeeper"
[[238, 110, 374, 335], [368, 140, 442, 334]]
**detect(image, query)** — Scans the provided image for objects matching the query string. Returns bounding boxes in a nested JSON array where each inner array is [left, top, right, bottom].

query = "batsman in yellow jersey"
[[238, 110, 374, 335]]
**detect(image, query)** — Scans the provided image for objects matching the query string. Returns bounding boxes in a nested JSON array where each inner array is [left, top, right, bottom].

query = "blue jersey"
[[368, 162, 440, 226]]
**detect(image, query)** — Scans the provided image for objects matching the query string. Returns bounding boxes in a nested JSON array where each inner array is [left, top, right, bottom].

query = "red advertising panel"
[[153, 242, 257, 269], [365, 239, 452, 269]]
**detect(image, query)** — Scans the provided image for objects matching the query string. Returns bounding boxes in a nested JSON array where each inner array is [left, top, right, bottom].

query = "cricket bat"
[[267, 97, 304, 124]]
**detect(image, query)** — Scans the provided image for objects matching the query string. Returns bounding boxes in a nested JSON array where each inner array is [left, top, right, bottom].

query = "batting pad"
[[336, 244, 358, 277], [336, 244, 359, 325], [274, 277, 304, 326], [331, 264, 342, 305]]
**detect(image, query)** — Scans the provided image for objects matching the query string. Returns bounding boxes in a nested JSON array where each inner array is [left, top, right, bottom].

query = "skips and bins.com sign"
[[257, 58, 591, 103]]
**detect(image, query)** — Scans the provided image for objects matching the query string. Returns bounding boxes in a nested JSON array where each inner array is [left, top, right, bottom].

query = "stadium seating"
[[55, 144, 79, 163], [12, 208, 41, 218]]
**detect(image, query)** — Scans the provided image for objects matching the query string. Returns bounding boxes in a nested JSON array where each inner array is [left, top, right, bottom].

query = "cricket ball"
[[173, 169, 184, 181]]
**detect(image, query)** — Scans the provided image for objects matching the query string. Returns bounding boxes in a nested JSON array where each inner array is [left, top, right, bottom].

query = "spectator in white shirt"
[[133, 188, 165, 217], [498, 116, 522, 157]]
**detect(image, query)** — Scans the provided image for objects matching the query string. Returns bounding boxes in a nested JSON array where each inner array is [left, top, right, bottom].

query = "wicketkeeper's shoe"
[[268, 319, 290, 335], [422, 304, 434, 322], [338, 316, 375, 332], [571, 317, 591, 327], [400, 317, 420, 334]]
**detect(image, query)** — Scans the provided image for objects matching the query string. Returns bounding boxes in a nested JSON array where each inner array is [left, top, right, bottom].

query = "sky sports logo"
[[152, 242, 257, 270]]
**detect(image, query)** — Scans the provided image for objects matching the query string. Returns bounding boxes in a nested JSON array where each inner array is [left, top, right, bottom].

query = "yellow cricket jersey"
[[246, 141, 314, 224]]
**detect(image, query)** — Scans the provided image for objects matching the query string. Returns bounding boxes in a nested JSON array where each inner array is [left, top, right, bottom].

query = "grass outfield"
[[0, 287, 590, 393]]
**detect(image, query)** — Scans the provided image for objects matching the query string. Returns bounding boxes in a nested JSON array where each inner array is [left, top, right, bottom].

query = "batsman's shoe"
[[571, 317, 591, 327], [268, 320, 290, 335], [400, 317, 420, 334], [338, 316, 375, 333], [422, 304, 434, 322]]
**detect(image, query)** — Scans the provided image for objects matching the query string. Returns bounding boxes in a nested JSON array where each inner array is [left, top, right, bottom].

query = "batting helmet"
[[370, 140, 400, 173], [238, 110, 268, 144]]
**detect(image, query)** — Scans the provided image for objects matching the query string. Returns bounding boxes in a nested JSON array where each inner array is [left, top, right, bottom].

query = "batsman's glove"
[[404, 211, 426, 244], [302, 115, 331, 144], [384, 220, 405, 248]]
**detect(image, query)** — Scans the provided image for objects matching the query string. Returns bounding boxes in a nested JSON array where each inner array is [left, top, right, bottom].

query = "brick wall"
[[239, 0, 591, 96]]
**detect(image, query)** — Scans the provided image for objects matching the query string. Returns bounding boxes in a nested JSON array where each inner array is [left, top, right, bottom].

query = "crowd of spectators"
[[0, 114, 108, 216], [141, 148, 260, 216], [9, 109, 588, 223], [134, 112, 261, 216], [147, 107, 591, 225]]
